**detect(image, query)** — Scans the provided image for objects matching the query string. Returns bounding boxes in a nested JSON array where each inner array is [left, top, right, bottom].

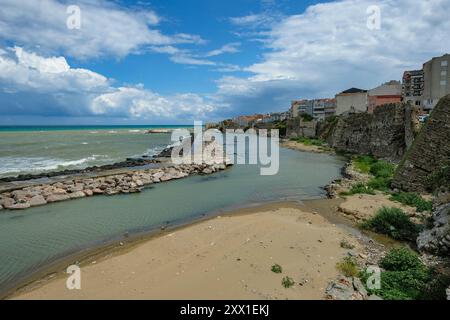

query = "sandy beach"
[[280, 140, 330, 154], [12, 200, 364, 300]]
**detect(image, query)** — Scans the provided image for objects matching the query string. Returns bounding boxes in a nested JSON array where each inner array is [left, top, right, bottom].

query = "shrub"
[[271, 264, 282, 274], [340, 183, 376, 196], [361, 247, 432, 300], [367, 177, 392, 191], [379, 247, 424, 271], [281, 276, 295, 288], [370, 161, 395, 178], [353, 155, 376, 173], [301, 114, 314, 122], [389, 192, 432, 212], [361, 207, 421, 241], [336, 257, 360, 277]]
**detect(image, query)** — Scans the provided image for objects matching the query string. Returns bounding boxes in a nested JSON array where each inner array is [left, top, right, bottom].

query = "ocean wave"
[[0, 155, 109, 176]]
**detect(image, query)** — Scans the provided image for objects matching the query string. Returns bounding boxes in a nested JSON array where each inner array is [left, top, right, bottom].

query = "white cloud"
[[0, 0, 204, 59], [92, 87, 217, 119], [205, 43, 241, 57], [218, 0, 450, 115], [0, 47, 222, 120]]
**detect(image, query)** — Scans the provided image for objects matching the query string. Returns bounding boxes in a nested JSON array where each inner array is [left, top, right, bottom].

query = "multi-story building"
[[290, 100, 309, 118], [312, 98, 336, 121], [290, 99, 335, 120], [402, 70, 424, 107], [422, 53, 450, 110], [335, 88, 368, 115], [368, 80, 402, 113]]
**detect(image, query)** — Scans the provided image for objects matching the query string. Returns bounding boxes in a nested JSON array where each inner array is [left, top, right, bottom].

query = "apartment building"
[[335, 88, 368, 115], [402, 70, 424, 107], [368, 80, 402, 113], [290, 100, 309, 118], [312, 98, 336, 121], [422, 54, 450, 110]]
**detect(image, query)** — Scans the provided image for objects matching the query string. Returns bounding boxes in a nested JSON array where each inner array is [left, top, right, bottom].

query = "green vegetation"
[[281, 276, 295, 288], [390, 192, 432, 212], [339, 183, 375, 196], [369, 160, 396, 178], [300, 114, 314, 122], [336, 257, 360, 277], [271, 264, 283, 274], [353, 155, 376, 174], [361, 207, 421, 241], [342, 156, 396, 195], [361, 248, 436, 300], [340, 239, 355, 249], [290, 137, 327, 147]]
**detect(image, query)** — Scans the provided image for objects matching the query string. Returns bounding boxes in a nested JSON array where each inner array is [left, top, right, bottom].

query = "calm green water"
[[0, 128, 345, 294]]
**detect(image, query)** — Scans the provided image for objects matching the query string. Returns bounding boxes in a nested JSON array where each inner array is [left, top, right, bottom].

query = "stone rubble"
[[417, 202, 450, 256], [0, 162, 232, 211]]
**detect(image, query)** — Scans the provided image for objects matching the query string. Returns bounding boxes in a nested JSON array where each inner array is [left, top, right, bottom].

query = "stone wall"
[[392, 95, 450, 192], [324, 103, 419, 161], [286, 118, 317, 138]]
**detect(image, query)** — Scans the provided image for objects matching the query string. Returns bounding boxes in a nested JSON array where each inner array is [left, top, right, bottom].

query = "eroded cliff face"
[[392, 95, 450, 192], [324, 103, 419, 161]]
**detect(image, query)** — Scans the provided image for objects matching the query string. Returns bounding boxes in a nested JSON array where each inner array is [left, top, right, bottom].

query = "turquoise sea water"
[[0, 127, 345, 294], [0, 126, 187, 178]]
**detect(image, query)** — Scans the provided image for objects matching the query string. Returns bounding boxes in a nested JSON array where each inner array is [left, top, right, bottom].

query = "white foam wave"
[[0, 155, 109, 176]]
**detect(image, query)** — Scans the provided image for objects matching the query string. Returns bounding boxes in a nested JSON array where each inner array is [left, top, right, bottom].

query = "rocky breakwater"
[[0, 163, 231, 211]]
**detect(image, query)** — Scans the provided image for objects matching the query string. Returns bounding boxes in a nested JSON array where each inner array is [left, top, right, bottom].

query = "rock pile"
[[0, 163, 230, 211], [417, 202, 450, 256], [325, 276, 370, 300]]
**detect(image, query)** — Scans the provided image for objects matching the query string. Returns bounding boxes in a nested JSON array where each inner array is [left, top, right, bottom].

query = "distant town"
[[212, 53, 450, 129]]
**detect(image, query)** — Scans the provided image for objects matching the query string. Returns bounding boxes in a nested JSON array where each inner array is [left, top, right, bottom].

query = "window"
[[442, 70, 448, 76], [415, 101, 421, 106], [440, 80, 447, 86], [441, 60, 448, 67]]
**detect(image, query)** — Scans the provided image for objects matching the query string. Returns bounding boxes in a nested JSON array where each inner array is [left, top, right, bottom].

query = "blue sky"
[[0, 0, 449, 125]]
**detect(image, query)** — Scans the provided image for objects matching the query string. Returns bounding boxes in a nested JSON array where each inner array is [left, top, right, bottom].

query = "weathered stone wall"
[[324, 103, 419, 161], [286, 118, 317, 138], [392, 95, 450, 192]]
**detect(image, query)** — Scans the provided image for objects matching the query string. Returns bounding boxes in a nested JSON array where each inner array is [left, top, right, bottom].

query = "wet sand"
[[12, 200, 364, 300]]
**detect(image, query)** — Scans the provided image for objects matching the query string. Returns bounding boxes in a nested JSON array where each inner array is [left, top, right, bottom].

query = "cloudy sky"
[[0, 0, 449, 125]]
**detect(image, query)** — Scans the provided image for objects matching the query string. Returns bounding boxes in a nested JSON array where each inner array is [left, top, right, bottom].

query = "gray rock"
[[0, 197, 14, 208], [29, 195, 47, 207], [417, 203, 450, 256], [83, 189, 94, 197], [69, 191, 86, 199], [0, 204, 3, 210], [46, 194, 70, 203], [8, 202, 31, 210], [325, 276, 367, 300], [368, 294, 383, 300]]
